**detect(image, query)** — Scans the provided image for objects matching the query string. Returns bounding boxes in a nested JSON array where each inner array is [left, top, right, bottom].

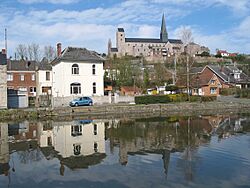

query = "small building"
[[184, 42, 210, 57], [0, 49, 7, 109], [120, 86, 142, 96], [51, 44, 104, 100]]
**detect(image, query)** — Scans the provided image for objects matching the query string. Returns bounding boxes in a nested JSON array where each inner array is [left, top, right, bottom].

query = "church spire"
[[160, 13, 168, 42]]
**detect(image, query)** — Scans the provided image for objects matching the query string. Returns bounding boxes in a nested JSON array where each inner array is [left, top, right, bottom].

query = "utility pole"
[[186, 55, 190, 101]]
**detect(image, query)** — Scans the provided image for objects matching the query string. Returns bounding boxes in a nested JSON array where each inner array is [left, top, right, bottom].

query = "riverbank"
[[1, 99, 250, 121]]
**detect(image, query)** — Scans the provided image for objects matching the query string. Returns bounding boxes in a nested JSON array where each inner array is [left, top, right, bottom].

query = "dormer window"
[[72, 64, 79, 75]]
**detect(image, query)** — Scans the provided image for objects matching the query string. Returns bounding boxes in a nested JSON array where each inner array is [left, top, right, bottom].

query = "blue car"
[[69, 97, 93, 107]]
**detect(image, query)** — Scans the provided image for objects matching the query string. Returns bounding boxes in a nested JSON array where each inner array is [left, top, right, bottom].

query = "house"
[[7, 59, 37, 97], [217, 50, 229, 57], [35, 58, 53, 107], [108, 14, 183, 61], [51, 44, 104, 99], [190, 73, 222, 96], [0, 49, 7, 109], [36, 58, 52, 96], [184, 42, 210, 57], [120, 86, 142, 96], [190, 65, 250, 96]]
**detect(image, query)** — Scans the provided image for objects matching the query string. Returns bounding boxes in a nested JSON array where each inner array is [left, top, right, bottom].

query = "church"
[[108, 14, 184, 61]]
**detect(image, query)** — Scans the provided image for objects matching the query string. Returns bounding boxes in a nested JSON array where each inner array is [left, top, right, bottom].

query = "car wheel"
[[75, 103, 78, 107]]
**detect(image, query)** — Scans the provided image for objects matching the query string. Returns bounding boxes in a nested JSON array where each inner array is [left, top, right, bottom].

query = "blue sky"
[[0, 0, 250, 58]]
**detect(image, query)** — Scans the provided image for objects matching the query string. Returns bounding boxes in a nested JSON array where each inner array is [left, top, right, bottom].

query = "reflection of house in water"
[[37, 120, 106, 170], [8, 121, 38, 142], [215, 116, 250, 139], [0, 123, 10, 176]]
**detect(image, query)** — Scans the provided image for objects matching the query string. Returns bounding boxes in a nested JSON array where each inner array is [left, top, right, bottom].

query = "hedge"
[[135, 94, 217, 104], [135, 95, 171, 104], [236, 89, 250, 98]]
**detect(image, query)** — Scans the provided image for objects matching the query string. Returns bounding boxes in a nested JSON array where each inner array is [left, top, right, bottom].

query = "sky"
[[0, 0, 250, 58]]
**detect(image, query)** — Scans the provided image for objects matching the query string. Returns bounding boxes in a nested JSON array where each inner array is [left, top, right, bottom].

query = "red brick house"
[[7, 60, 37, 97], [190, 65, 250, 96]]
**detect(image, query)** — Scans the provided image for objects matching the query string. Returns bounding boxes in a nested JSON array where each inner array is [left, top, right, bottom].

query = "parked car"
[[69, 97, 93, 107]]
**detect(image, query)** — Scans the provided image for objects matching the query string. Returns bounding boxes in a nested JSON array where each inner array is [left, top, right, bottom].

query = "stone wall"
[[52, 95, 135, 107]]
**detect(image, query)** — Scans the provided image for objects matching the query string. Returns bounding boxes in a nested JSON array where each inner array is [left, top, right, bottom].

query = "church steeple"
[[160, 13, 168, 42]]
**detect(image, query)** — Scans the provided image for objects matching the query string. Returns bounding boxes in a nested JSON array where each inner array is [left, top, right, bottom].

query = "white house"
[[36, 58, 52, 96], [38, 120, 105, 158], [51, 44, 104, 98]]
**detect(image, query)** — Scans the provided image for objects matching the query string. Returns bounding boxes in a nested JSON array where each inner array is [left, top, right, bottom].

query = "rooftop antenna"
[[5, 28, 7, 57]]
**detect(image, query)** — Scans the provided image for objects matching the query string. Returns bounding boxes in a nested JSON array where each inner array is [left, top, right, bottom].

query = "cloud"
[[18, 0, 79, 4]]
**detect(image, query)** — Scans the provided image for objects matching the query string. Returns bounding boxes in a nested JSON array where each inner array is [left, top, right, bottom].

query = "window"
[[46, 72, 50, 81], [73, 144, 81, 155], [31, 74, 35, 81], [30, 87, 36, 93], [70, 83, 81, 94], [94, 142, 98, 152], [71, 125, 82, 136], [19, 87, 27, 92], [93, 82, 96, 94], [7, 73, 13, 81], [72, 64, 79, 75], [93, 124, 97, 135], [210, 87, 217, 94], [92, 64, 96, 75], [20, 74, 24, 81], [211, 80, 215, 84]]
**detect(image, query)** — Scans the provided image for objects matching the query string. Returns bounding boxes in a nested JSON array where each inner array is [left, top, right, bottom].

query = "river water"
[[0, 113, 250, 188]]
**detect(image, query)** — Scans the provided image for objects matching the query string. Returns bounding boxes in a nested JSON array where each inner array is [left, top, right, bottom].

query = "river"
[[0, 113, 250, 188]]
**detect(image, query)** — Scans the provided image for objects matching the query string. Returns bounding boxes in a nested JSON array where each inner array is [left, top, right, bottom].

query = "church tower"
[[160, 13, 168, 42]]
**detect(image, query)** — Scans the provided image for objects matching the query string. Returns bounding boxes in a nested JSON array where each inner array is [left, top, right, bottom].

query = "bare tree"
[[179, 27, 194, 46], [44, 45, 56, 62], [28, 43, 40, 61], [16, 44, 27, 60]]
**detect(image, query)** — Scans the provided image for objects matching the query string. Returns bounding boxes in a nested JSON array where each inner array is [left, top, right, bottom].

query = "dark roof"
[[125, 38, 182, 44], [0, 52, 7, 65], [38, 58, 52, 70], [7, 60, 37, 71], [110, 48, 118, 52], [204, 65, 250, 84], [51, 47, 104, 65], [118, 28, 124, 32]]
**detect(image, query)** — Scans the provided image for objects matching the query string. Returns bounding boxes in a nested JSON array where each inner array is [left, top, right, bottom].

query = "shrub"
[[237, 89, 250, 98], [135, 95, 171, 104], [168, 94, 188, 102]]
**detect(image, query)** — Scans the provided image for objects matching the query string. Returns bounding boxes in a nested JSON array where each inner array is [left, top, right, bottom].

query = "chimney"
[[57, 43, 62, 57], [1, 49, 6, 54]]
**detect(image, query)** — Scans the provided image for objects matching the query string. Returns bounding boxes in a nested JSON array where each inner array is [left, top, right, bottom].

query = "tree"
[[44, 45, 56, 62], [28, 43, 40, 61], [16, 44, 27, 60], [178, 27, 194, 45]]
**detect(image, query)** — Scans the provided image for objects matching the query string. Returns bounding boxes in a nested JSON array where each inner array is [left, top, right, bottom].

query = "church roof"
[[125, 38, 182, 44]]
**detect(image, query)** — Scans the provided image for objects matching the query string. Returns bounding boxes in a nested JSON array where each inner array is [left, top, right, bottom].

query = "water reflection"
[[0, 114, 249, 187]]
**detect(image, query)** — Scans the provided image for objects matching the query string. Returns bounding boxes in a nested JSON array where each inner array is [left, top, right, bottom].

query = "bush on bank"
[[135, 94, 217, 104]]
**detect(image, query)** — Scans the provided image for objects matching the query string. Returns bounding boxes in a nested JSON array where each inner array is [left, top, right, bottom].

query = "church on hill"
[[108, 14, 184, 61]]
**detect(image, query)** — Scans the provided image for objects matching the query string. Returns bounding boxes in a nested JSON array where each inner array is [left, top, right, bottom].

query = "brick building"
[[7, 60, 37, 97]]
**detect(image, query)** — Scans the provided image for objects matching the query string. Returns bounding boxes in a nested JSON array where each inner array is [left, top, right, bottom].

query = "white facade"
[[36, 70, 52, 96], [52, 61, 104, 97], [38, 121, 105, 158]]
